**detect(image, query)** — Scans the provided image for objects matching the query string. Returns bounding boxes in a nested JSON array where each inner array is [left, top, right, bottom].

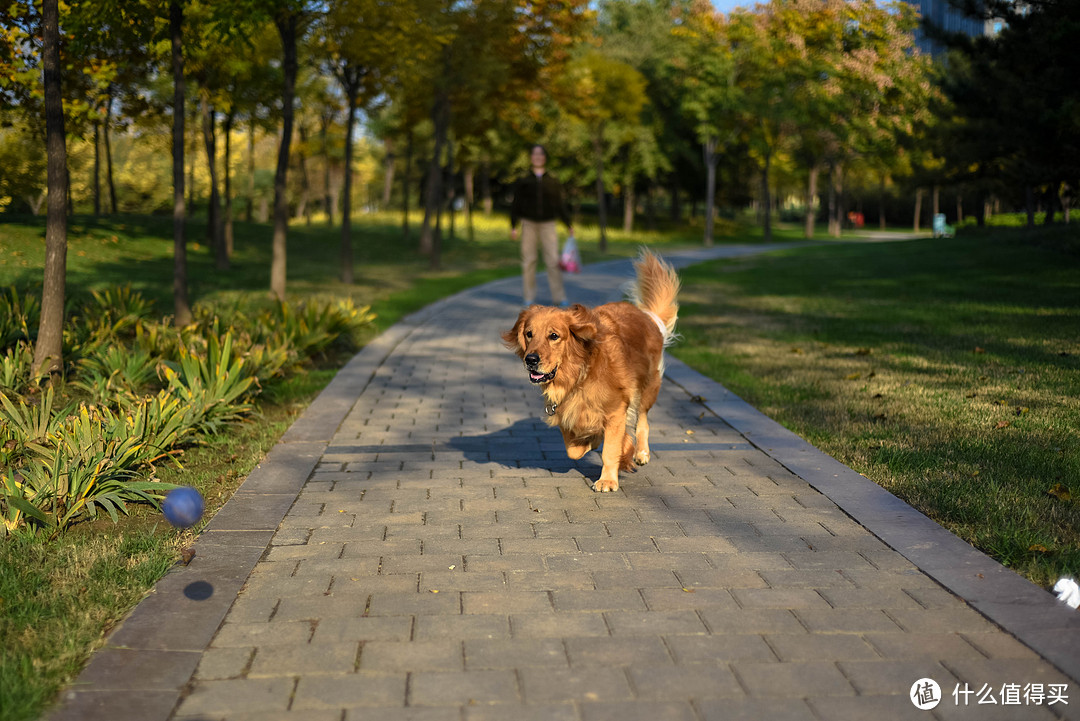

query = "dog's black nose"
[[524, 353, 540, 369]]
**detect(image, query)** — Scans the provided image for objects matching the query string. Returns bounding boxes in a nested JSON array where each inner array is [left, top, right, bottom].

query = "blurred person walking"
[[510, 145, 574, 306]]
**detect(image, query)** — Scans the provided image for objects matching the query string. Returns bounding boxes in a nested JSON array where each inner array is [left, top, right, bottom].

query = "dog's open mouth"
[[528, 366, 557, 384]]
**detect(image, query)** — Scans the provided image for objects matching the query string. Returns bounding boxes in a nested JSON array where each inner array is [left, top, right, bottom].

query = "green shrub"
[[0, 287, 39, 351], [0, 287, 375, 537], [160, 332, 255, 435], [71, 346, 159, 406], [0, 342, 40, 394]]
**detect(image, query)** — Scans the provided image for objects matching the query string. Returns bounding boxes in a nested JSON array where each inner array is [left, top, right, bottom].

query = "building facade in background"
[[902, 0, 997, 56]]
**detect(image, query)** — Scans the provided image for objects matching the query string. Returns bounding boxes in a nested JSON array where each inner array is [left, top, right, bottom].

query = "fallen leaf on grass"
[[1047, 484, 1072, 501], [845, 373, 861, 380], [974, 347, 986, 354], [1028, 544, 1049, 553], [995, 420, 1011, 429], [1015, 407, 1029, 416]]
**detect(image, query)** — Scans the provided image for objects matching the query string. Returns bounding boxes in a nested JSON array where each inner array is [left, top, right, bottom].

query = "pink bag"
[[559, 234, 581, 273]]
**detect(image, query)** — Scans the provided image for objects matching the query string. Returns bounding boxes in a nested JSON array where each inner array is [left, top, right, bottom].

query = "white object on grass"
[[1053, 577, 1080, 610]]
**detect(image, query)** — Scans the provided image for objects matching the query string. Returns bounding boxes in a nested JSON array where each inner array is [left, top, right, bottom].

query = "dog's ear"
[[567, 304, 597, 344], [502, 309, 529, 357]]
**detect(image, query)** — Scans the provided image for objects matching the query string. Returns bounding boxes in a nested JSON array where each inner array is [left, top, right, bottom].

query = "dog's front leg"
[[594, 409, 628, 493]]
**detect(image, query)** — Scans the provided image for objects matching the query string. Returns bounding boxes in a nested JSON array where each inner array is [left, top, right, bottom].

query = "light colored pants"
[[520, 219, 564, 304]]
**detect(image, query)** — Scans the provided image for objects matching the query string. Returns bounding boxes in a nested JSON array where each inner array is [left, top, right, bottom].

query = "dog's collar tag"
[[545, 401, 558, 416]]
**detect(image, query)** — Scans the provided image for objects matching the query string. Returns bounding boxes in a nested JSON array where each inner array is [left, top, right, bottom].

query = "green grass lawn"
[[673, 224, 1080, 588]]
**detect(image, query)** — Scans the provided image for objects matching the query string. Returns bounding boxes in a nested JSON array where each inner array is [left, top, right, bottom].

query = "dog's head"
[[502, 304, 597, 385]]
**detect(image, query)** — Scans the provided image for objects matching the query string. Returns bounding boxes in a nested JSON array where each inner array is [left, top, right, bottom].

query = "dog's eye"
[[524, 330, 533, 340], [548, 332, 559, 341]]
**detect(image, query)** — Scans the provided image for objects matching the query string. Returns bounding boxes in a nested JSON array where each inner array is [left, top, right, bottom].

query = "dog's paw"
[[593, 478, 620, 493], [633, 450, 650, 466]]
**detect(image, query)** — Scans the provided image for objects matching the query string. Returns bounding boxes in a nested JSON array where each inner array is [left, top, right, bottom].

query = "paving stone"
[[520, 667, 633, 703], [511, 612, 609, 639], [628, 665, 743, 699], [695, 697, 817, 721], [211, 621, 314, 648], [731, 661, 855, 697], [360, 640, 464, 673], [173, 678, 294, 716], [579, 701, 698, 721], [863, 632, 985, 661], [408, 670, 520, 706], [463, 704, 578, 721], [731, 588, 830, 610], [698, 608, 807, 635], [765, 633, 881, 662], [665, 633, 777, 664], [837, 659, 958, 695], [605, 610, 709, 636], [193, 647, 253, 680], [291, 673, 407, 709], [248, 641, 359, 676], [310, 616, 414, 644], [552, 589, 647, 612], [565, 636, 673, 667], [465, 638, 569, 669]]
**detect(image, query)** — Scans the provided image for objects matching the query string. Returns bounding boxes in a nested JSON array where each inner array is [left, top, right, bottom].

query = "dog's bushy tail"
[[627, 249, 680, 346]]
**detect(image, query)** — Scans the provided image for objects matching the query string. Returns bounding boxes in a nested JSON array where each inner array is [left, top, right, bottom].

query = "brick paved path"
[[50, 247, 1078, 721]]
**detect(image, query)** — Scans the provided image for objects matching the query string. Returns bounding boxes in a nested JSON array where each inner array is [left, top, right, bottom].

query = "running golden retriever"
[[502, 250, 680, 492]]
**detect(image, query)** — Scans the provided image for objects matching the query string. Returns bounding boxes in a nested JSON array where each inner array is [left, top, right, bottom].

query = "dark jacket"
[[510, 171, 572, 228]]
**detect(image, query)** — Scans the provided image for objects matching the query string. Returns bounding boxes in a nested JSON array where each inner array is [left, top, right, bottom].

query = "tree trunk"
[[420, 91, 449, 266], [878, 174, 887, 230], [382, 137, 395, 208], [321, 114, 334, 227], [623, 180, 634, 233], [913, 187, 923, 233], [34, 0, 68, 377], [223, 111, 234, 258], [828, 163, 843, 237], [201, 95, 228, 270], [464, 165, 474, 242], [270, 12, 298, 301], [804, 162, 819, 238], [187, 117, 197, 215], [340, 85, 358, 284], [480, 159, 492, 214], [446, 133, 456, 243], [761, 149, 772, 243], [246, 113, 256, 222], [1024, 185, 1035, 228], [932, 185, 940, 221], [170, 0, 191, 326], [594, 130, 608, 252], [104, 92, 117, 214], [297, 123, 311, 225], [703, 138, 718, 247], [93, 119, 101, 216], [402, 128, 413, 240]]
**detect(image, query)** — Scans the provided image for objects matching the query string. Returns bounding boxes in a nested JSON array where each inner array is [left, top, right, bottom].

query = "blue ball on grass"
[[162, 486, 205, 529]]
